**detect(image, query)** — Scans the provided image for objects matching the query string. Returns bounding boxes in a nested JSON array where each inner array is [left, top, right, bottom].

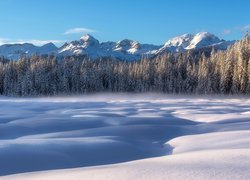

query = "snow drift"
[[0, 94, 250, 179]]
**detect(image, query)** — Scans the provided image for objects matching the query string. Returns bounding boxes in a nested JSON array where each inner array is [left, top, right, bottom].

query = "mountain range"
[[0, 32, 235, 61]]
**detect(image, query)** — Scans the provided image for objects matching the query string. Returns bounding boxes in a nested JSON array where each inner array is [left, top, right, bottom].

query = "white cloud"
[[223, 29, 231, 35], [64, 27, 97, 35], [220, 24, 250, 36], [242, 25, 250, 31], [236, 24, 250, 32], [0, 38, 64, 46], [0, 38, 11, 45]]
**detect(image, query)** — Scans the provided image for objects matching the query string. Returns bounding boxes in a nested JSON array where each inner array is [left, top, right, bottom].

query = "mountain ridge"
[[0, 32, 235, 60]]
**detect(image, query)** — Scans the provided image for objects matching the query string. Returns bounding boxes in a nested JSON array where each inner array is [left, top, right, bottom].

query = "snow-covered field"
[[1, 94, 250, 180]]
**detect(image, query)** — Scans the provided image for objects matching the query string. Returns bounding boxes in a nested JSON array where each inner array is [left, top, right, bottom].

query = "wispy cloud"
[[64, 27, 98, 35], [0, 38, 11, 45], [241, 24, 250, 31], [223, 29, 232, 35], [0, 38, 64, 46], [16, 40, 64, 46], [236, 24, 250, 32], [221, 24, 250, 36]]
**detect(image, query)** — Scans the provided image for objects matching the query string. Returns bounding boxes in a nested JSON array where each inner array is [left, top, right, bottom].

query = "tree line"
[[0, 35, 249, 96]]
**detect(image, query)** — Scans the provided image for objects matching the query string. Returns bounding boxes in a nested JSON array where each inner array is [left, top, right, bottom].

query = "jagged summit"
[[164, 33, 194, 48], [114, 39, 140, 52], [80, 34, 99, 45]]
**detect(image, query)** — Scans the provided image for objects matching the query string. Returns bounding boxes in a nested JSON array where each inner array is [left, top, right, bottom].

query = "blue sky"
[[0, 0, 249, 46]]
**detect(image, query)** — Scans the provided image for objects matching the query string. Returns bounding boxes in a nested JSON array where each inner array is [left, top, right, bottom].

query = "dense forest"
[[0, 35, 249, 96]]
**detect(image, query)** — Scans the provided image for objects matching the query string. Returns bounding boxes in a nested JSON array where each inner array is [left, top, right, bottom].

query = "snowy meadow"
[[1, 94, 250, 179]]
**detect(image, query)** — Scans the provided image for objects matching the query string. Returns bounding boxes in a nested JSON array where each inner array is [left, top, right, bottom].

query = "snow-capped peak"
[[80, 34, 97, 42], [157, 32, 233, 54], [164, 33, 194, 48], [80, 34, 99, 46], [114, 39, 140, 52], [186, 32, 221, 49], [116, 39, 135, 46]]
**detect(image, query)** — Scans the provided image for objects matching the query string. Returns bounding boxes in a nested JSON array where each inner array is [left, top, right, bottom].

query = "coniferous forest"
[[0, 35, 249, 96]]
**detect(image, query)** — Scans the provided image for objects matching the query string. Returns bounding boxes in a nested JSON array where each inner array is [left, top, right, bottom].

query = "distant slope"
[[0, 43, 58, 60]]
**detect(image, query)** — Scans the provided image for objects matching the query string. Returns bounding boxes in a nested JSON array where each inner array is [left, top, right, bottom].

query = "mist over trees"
[[0, 35, 249, 96]]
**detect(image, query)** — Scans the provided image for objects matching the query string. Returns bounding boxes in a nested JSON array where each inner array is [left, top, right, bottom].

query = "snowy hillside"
[[0, 95, 250, 179], [0, 32, 235, 61]]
